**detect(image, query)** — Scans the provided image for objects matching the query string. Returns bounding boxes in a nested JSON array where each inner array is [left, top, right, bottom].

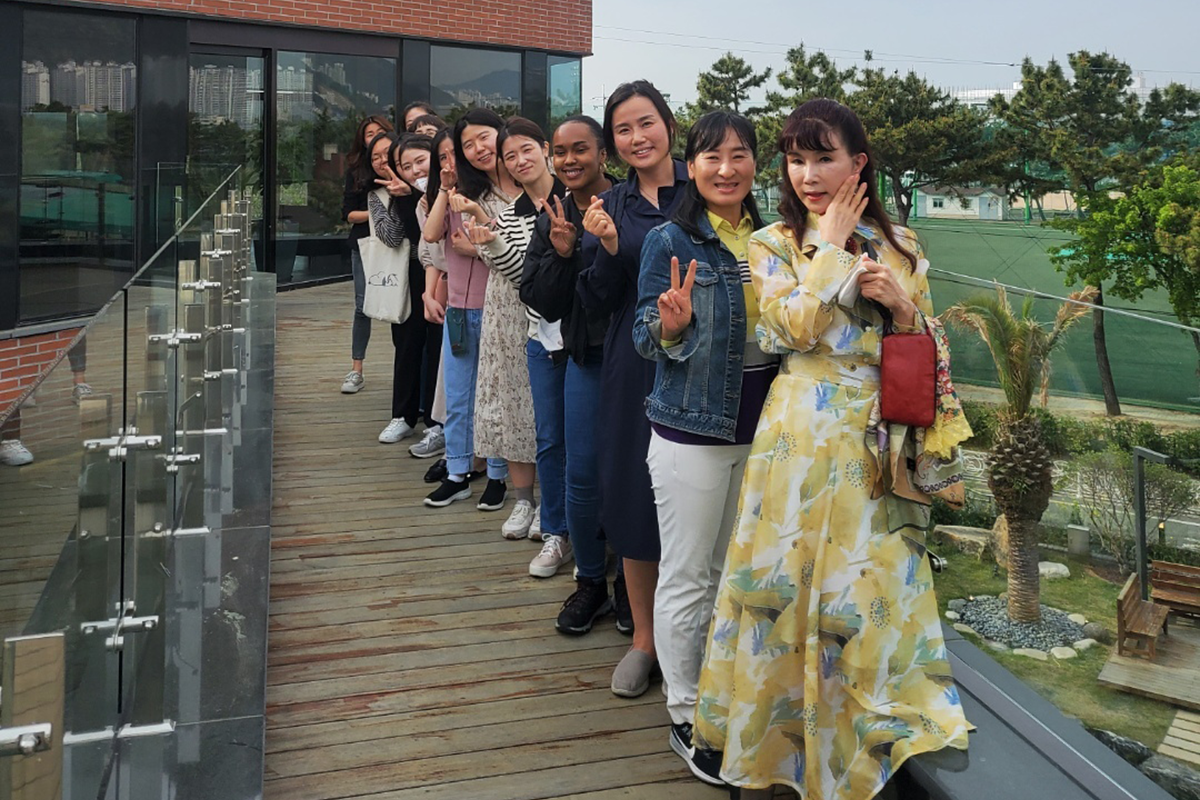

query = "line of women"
[[344, 85, 975, 799]]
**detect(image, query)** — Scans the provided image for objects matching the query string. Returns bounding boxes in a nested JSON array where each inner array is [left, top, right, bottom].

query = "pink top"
[[443, 212, 489, 310]]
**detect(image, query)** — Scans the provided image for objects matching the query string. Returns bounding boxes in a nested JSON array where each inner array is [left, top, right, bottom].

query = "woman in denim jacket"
[[631, 111, 777, 787]]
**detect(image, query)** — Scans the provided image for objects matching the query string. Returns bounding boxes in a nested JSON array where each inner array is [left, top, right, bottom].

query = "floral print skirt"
[[474, 275, 536, 464], [694, 358, 971, 799]]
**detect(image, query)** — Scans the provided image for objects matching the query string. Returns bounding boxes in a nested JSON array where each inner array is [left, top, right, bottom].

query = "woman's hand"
[[463, 218, 496, 246], [857, 257, 917, 327], [540, 196, 578, 258], [817, 173, 868, 248], [375, 166, 411, 197], [422, 292, 446, 324], [658, 257, 697, 342], [449, 229, 476, 257], [582, 196, 618, 255], [440, 166, 457, 191], [447, 188, 483, 219]]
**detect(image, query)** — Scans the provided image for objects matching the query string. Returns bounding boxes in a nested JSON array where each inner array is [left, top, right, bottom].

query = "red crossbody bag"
[[864, 242, 937, 428]]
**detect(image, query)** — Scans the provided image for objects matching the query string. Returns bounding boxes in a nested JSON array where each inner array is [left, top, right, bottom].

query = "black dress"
[[577, 160, 688, 562]]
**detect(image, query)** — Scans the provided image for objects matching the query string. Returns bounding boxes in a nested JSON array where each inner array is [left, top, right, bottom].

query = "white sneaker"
[[527, 505, 543, 541], [408, 425, 445, 458], [341, 370, 364, 393], [501, 499, 536, 540], [530, 535, 573, 578], [378, 418, 415, 443], [0, 440, 34, 466]]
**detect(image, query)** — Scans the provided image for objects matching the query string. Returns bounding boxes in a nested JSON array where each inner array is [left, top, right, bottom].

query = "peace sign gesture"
[[582, 195, 618, 255], [539, 195, 577, 258], [658, 256, 697, 341], [375, 165, 411, 197]]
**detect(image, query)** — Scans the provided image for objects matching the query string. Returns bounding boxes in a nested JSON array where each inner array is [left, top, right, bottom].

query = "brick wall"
[[76, 0, 592, 54], [0, 329, 82, 417]]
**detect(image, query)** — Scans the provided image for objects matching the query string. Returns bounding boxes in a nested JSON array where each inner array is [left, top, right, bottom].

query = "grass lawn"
[[909, 218, 1200, 411], [931, 548, 1177, 748]]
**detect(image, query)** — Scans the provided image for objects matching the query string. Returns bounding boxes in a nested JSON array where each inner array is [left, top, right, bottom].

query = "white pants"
[[647, 430, 750, 726]]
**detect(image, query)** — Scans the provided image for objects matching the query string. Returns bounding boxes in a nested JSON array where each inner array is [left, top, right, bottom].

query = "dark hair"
[[348, 114, 395, 190], [497, 116, 547, 156], [411, 113, 447, 132], [672, 111, 764, 238], [402, 101, 436, 127], [777, 98, 915, 268], [390, 134, 433, 191], [367, 130, 399, 176], [453, 107, 506, 201], [425, 127, 455, 209], [553, 114, 606, 152], [602, 80, 676, 160]]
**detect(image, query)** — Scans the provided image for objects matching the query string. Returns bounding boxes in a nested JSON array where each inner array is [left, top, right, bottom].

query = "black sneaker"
[[669, 722, 725, 786], [423, 458, 448, 484], [476, 479, 507, 511], [556, 579, 612, 635], [424, 478, 471, 508], [613, 573, 634, 635]]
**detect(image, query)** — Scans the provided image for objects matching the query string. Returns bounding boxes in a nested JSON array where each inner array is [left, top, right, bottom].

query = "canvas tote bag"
[[360, 188, 411, 325]]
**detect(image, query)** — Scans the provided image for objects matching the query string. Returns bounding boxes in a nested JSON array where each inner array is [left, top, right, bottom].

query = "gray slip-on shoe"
[[611, 648, 656, 698]]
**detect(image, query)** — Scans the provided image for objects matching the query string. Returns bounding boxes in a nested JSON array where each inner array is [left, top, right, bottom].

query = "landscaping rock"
[[1073, 638, 1100, 651], [956, 596, 1085, 650], [985, 640, 1010, 652], [948, 598, 967, 612], [1087, 728, 1153, 767], [1068, 613, 1087, 625], [1141, 754, 1200, 800], [1013, 647, 1049, 660], [945, 610, 961, 621], [952, 623, 977, 636], [1050, 646, 1078, 660], [932, 525, 993, 559], [1082, 622, 1112, 644], [992, 514, 1010, 570], [1039, 561, 1071, 580]]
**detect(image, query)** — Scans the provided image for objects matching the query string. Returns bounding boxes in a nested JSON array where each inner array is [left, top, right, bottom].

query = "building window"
[[548, 56, 582, 127], [274, 51, 396, 285], [19, 10, 137, 323], [932, 198, 944, 209], [189, 54, 266, 266], [430, 45, 521, 123]]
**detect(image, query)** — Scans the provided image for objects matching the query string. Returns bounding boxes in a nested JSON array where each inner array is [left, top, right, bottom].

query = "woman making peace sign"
[[632, 111, 777, 787]]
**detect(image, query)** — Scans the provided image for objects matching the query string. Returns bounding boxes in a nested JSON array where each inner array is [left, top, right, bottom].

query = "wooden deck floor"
[[264, 284, 727, 800], [1098, 614, 1200, 711]]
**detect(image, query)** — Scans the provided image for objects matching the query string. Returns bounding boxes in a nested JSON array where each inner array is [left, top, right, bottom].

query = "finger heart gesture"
[[464, 217, 495, 245], [582, 195, 618, 254], [657, 257, 697, 341]]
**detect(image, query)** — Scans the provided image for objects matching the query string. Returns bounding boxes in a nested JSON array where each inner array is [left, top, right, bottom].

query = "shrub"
[[962, 400, 998, 450], [931, 492, 998, 529]]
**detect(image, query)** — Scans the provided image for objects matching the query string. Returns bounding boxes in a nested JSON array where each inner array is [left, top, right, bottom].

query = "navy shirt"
[[577, 159, 689, 562]]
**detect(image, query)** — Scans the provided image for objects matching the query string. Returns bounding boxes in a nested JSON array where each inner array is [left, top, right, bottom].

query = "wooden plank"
[[1164, 725, 1200, 747], [1159, 743, 1200, 766]]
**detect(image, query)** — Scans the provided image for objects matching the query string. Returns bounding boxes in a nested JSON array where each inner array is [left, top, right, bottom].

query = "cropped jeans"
[[443, 307, 506, 480], [526, 339, 606, 581], [350, 248, 371, 362]]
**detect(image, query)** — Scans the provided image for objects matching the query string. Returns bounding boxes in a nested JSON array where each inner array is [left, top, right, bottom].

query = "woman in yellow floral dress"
[[694, 99, 973, 799]]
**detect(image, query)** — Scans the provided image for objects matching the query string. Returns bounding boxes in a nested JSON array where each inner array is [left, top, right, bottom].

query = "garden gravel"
[[957, 596, 1085, 650]]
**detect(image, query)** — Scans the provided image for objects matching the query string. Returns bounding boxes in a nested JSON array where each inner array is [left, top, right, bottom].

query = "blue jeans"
[[443, 308, 506, 480], [351, 248, 371, 361], [526, 339, 606, 581]]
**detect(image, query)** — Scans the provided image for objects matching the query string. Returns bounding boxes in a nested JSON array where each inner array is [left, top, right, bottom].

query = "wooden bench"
[[1117, 573, 1170, 660], [1151, 560, 1200, 618]]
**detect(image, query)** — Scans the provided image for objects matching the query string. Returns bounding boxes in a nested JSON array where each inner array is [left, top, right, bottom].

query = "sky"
[[581, 0, 1200, 117]]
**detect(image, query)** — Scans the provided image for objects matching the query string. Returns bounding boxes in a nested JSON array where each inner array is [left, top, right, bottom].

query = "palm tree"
[[944, 285, 1096, 623]]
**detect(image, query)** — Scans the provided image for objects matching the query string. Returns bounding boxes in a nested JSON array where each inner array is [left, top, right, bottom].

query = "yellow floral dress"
[[694, 217, 971, 798]]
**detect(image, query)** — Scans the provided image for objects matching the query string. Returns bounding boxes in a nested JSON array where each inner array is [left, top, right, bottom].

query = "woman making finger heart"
[[693, 98, 972, 799], [631, 111, 778, 787], [577, 80, 689, 701]]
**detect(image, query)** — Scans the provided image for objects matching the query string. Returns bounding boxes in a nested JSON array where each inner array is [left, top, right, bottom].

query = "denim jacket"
[[632, 216, 749, 441]]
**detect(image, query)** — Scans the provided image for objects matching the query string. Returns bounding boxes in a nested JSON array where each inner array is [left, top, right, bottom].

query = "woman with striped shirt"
[[632, 111, 777, 786]]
